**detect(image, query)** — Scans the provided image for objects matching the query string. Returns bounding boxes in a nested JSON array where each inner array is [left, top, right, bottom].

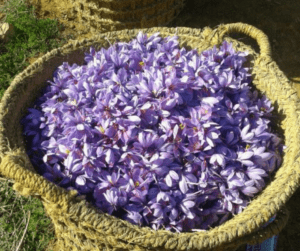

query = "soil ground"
[[1, 0, 300, 250]]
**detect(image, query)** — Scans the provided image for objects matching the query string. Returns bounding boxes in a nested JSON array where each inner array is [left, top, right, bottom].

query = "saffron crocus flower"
[[102, 187, 119, 214], [136, 72, 165, 98], [62, 110, 94, 140], [96, 169, 127, 193], [94, 118, 116, 138], [114, 120, 138, 145], [124, 209, 144, 226], [43, 163, 68, 185], [133, 131, 159, 154], [93, 92, 119, 119], [164, 68, 187, 95]]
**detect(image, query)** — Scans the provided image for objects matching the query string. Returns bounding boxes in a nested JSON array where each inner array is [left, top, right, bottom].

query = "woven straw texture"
[[0, 23, 297, 251], [25, 0, 186, 35]]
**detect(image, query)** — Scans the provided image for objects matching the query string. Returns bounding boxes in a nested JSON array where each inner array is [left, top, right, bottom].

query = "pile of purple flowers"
[[21, 32, 284, 233]]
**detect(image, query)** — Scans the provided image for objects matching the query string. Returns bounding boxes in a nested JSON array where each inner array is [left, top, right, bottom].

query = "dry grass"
[[0, 177, 56, 251]]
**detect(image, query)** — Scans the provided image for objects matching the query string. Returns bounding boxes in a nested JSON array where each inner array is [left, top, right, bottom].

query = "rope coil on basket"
[[0, 23, 298, 251]]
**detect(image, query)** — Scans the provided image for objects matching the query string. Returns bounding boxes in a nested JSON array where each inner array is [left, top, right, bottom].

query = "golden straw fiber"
[[25, 0, 186, 36], [0, 23, 298, 251]]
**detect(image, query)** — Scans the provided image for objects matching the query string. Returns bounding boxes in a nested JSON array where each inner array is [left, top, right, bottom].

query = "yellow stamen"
[[260, 107, 266, 112], [167, 66, 173, 71], [71, 99, 77, 105], [98, 126, 105, 134]]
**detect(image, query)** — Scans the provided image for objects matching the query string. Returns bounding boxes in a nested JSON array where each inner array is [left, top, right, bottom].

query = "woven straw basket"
[[0, 23, 298, 251], [25, 0, 186, 35]]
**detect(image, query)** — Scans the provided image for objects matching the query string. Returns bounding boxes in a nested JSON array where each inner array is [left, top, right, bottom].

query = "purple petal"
[[254, 146, 266, 155], [138, 133, 145, 145], [128, 115, 141, 124], [260, 152, 273, 160], [240, 151, 254, 160], [226, 131, 234, 143], [244, 180, 255, 187], [255, 124, 267, 136], [229, 179, 244, 187], [246, 168, 267, 180], [76, 176, 86, 186], [105, 149, 115, 166], [162, 98, 177, 110], [72, 162, 83, 173], [83, 143, 91, 156], [244, 132, 254, 141], [211, 132, 219, 139], [179, 177, 188, 194], [241, 186, 259, 196], [169, 208, 178, 221], [225, 200, 233, 211], [166, 175, 173, 187], [241, 160, 254, 166], [183, 200, 195, 208], [206, 137, 214, 147], [76, 124, 85, 130], [169, 170, 179, 180], [173, 125, 179, 139], [241, 124, 250, 136], [202, 97, 219, 106]]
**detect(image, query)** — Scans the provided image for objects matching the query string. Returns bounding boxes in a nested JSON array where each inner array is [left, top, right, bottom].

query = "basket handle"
[[0, 150, 78, 206], [217, 22, 272, 58]]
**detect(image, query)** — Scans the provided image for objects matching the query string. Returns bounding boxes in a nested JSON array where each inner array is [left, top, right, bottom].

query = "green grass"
[[0, 178, 56, 251], [0, 0, 77, 250], [0, 0, 75, 99]]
